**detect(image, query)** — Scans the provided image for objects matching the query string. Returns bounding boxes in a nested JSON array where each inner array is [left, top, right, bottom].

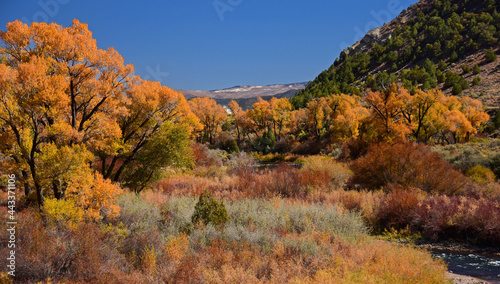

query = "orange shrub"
[[299, 156, 352, 190], [13, 209, 125, 283], [349, 142, 468, 195], [164, 234, 190, 263]]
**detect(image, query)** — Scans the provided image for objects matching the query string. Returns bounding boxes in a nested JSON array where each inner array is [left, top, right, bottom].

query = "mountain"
[[178, 83, 306, 100], [291, 0, 500, 114], [211, 89, 301, 110]]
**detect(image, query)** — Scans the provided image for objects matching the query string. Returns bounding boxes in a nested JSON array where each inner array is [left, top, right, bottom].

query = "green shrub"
[[191, 191, 229, 227], [452, 83, 463, 95], [253, 128, 276, 154], [461, 65, 470, 74], [437, 60, 448, 71], [466, 165, 496, 185], [473, 76, 481, 86], [226, 140, 239, 154], [473, 64, 481, 74], [485, 48, 497, 62]]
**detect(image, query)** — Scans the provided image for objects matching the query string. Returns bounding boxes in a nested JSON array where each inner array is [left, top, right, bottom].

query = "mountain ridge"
[[178, 82, 307, 100], [292, 0, 500, 114]]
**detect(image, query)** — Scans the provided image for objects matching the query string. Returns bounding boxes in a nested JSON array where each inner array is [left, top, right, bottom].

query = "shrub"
[[413, 196, 500, 246], [375, 187, 422, 231], [268, 164, 303, 197], [164, 234, 190, 263], [227, 152, 257, 177], [472, 76, 481, 86], [473, 64, 481, 74], [192, 143, 226, 168], [226, 140, 239, 154], [192, 191, 229, 227], [485, 48, 497, 62], [116, 193, 161, 233], [311, 240, 448, 284], [42, 198, 83, 230], [14, 210, 125, 282], [253, 129, 276, 154], [461, 65, 470, 74], [433, 140, 500, 171], [160, 195, 198, 235], [349, 142, 467, 195], [299, 156, 352, 190], [437, 60, 448, 71], [466, 165, 496, 185], [121, 229, 162, 270], [452, 83, 463, 95], [444, 72, 468, 90]]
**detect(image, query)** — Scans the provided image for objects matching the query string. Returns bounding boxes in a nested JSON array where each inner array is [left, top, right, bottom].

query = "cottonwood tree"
[[269, 97, 292, 140], [366, 84, 488, 143], [189, 97, 227, 144], [365, 84, 411, 142], [0, 20, 198, 213], [102, 79, 199, 191]]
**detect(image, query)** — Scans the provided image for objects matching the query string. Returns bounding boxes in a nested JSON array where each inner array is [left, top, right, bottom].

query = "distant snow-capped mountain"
[[178, 82, 307, 100]]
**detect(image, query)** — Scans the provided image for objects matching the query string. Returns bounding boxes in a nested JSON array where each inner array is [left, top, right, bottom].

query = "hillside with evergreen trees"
[[292, 0, 500, 114]]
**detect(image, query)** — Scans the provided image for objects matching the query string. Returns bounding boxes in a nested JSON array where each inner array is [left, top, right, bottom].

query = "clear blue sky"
[[1, 0, 418, 91]]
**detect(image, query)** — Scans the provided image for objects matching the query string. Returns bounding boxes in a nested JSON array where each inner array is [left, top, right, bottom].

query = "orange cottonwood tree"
[[304, 97, 330, 138], [102, 79, 198, 184], [296, 95, 367, 142], [365, 83, 411, 141], [401, 89, 444, 142], [228, 100, 243, 141], [189, 97, 227, 144], [0, 20, 129, 210], [228, 100, 255, 143], [439, 96, 489, 143], [0, 56, 68, 206], [326, 94, 369, 142], [246, 97, 273, 136], [0, 20, 196, 211]]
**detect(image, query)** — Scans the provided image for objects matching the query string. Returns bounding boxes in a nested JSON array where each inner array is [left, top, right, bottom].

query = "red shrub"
[[413, 196, 500, 247], [192, 143, 222, 167], [171, 255, 201, 283], [375, 187, 422, 231], [270, 164, 304, 198], [349, 142, 468, 195]]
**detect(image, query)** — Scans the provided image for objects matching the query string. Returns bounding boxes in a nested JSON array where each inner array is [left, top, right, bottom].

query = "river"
[[431, 251, 500, 283]]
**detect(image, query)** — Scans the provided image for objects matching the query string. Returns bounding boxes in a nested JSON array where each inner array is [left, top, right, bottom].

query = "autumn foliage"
[[0, 20, 198, 212], [186, 83, 489, 155], [0, 18, 497, 284], [348, 142, 468, 194]]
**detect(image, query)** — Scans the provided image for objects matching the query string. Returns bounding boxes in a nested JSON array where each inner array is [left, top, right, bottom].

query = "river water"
[[431, 251, 500, 283]]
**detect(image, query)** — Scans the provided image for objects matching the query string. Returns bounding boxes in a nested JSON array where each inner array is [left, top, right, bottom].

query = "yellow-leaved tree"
[[0, 20, 198, 216], [188, 97, 227, 144]]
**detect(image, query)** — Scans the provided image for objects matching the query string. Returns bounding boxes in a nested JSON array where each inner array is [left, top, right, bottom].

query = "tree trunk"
[[29, 161, 44, 207], [21, 170, 32, 196], [52, 179, 64, 200]]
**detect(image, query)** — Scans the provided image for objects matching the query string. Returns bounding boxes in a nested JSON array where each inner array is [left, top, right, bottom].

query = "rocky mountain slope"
[[292, 0, 500, 114]]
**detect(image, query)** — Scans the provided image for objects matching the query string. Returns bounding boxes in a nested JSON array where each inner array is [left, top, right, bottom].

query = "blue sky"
[[1, 0, 418, 90]]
